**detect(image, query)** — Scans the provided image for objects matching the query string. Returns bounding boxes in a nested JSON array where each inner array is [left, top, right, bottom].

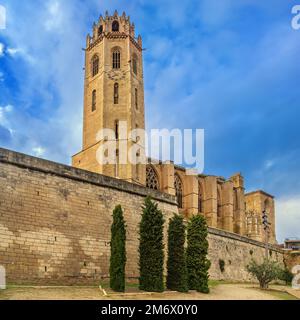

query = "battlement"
[[87, 10, 142, 50]]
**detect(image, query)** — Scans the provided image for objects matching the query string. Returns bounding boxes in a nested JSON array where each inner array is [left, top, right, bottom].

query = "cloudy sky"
[[0, 0, 299, 242]]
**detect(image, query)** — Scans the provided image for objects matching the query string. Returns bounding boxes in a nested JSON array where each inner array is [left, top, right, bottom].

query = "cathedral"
[[72, 11, 276, 244]]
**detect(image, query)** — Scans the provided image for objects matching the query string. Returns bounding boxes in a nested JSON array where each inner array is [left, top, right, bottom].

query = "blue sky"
[[0, 0, 300, 242]]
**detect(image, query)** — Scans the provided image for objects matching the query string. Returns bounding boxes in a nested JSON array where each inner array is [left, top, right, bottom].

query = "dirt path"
[[0, 284, 296, 300], [106, 284, 282, 300]]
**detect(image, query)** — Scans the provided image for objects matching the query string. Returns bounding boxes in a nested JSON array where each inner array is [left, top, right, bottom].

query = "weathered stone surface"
[[207, 228, 284, 281], [0, 265, 5, 289], [0, 148, 286, 285]]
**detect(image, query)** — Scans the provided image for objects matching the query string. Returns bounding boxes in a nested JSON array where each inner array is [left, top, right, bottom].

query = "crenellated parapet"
[[86, 10, 142, 51]]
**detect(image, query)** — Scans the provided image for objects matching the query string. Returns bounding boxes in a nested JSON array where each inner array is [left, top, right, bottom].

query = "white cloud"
[[6, 47, 21, 56], [44, 1, 64, 31], [264, 159, 275, 170], [0, 105, 13, 125], [276, 195, 300, 243], [32, 147, 46, 157]]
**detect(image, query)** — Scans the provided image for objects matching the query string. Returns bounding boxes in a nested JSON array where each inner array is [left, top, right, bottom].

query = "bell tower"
[[72, 10, 146, 185]]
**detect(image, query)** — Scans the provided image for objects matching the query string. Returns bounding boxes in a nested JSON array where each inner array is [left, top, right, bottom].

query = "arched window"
[[92, 90, 96, 111], [112, 20, 119, 32], [135, 88, 138, 110], [198, 182, 204, 213], [146, 166, 159, 190], [98, 25, 103, 36], [132, 55, 138, 75], [114, 83, 119, 104], [264, 199, 271, 213], [112, 49, 121, 69], [91, 55, 99, 77], [174, 174, 183, 209]]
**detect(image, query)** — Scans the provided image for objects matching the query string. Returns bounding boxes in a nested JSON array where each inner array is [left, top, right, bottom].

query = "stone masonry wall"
[[0, 148, 285, 285], [0, 148, 177, 285], [207, 228, 284, 281]]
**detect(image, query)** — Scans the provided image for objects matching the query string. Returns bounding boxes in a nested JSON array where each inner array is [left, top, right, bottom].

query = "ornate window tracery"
[[92, 55, 99, 77], [146, 166, 159, 190], [174, 174, 183, 209], [112, 49, 121, 69]]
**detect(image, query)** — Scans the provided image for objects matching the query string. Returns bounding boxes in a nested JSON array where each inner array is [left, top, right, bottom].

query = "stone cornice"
[[208, 227, 283, 253], [87, 33, 142, 52], [0, 148, 176, 205]]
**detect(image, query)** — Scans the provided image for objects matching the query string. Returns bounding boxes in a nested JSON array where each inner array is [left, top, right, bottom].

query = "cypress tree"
[[110, 205, 126, 292], [186, 214, 211, 293], [166, 214, 188, 292], [139, 197, 165, 292]]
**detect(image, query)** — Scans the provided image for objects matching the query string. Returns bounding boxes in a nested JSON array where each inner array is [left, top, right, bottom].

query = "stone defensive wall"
[[0, 148, 284, 285]]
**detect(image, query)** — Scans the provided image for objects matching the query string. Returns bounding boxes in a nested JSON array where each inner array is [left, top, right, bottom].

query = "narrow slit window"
[[115, 149, 119, 177], [98, 25, 103, 36], [133, 56, 138, 75], [115, 121, 119, 140], [114, 83, 119, 104], [135, 88, 138, 110], [92, 90, 96, 111]]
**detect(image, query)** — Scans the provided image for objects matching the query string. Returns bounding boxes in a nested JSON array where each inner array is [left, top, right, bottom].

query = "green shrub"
[[247, 259, 281, 289], [139, 197, 165, 292], [166, 214, 188, 292], [278, 268, 294, 286], [186, 215, 211, 293], [109, 205, 126, 292]]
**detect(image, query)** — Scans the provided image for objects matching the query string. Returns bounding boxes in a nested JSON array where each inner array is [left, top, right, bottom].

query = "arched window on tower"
[[174, 174, 183, 209], [92, 90, 96, 112], [146, 165, 159, 190], [91, 55, 99, 77], [112, 49, 121, 69], [114, 83, 119, 104], [112, 20, 119, 32], [198, 181, 204, 213], [98, 25, 103, 36], [132, 55, 138, 75], [264, 198, 271, 213]]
